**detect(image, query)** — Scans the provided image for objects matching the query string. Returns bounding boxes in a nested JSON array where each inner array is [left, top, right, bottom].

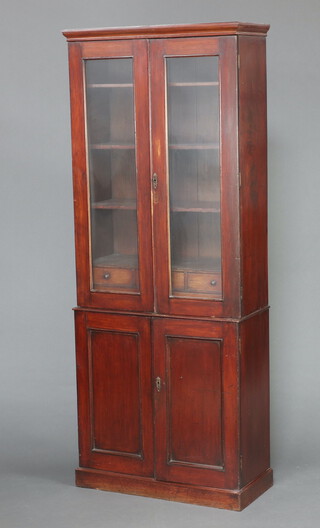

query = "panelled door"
[[153, 318, 239, 489], [75, 311, 154, 476], [150, 36, 240, 318], [68, 39, 153, 312]]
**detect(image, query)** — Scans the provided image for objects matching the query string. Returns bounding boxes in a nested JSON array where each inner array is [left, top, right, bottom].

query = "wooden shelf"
[[93, 199, 136, 210], [90, 144, 135, 150], [172, 256, 221, 272], [94, 253, 138, 268], [171, 200, 220, 213], [168, 82, 219, 87], [93, 200, 220, 213], [169, 143, 219, 150], [88, 83, 133, 88], [94, 254, 220, 274]]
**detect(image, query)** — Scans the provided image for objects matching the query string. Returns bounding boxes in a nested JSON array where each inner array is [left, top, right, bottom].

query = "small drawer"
[[172, 271, 185, 291], [187, 272, 221, 294], [93, 267, 137, 289]]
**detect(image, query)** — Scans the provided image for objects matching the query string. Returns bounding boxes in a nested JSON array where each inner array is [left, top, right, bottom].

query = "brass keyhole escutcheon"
[[152, 173, 158, 190]]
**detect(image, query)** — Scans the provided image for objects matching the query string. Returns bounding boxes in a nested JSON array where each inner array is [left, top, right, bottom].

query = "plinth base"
[[75, 467, 273, 511]]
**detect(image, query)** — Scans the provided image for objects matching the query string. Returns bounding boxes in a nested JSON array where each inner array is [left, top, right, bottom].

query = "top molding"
[[62, 22, 270, 41]]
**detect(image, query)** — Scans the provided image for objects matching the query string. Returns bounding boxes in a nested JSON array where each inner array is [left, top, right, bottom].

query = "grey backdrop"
[[1, 1, 320, 527]]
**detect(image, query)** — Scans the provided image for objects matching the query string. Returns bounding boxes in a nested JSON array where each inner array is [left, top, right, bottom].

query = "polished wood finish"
[[75, 467, 273, 511], [92, 266, 138, 292], [65, 22, 271, 511], [63, 22, 270, 41], [240, 310, 270, 486], [238, 36, 268, 315]]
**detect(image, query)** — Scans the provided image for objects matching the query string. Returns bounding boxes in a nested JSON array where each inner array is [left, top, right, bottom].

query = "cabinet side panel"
[[240, 310, 270, 486], [238, 36, 268, 315], [68, 43, 91, 307], [74, 310, 90, 461]]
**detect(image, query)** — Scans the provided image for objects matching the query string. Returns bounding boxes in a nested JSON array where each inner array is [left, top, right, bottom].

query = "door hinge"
[[238, 54, 241, 69], [240, 454, 243, 471]]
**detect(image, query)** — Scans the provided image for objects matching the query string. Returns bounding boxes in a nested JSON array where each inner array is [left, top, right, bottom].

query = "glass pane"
[[85, 59, 139, 292], [166, 56, 221, 299]]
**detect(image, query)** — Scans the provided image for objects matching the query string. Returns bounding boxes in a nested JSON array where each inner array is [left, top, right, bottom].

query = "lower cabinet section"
[[74, 310, 272, 510]]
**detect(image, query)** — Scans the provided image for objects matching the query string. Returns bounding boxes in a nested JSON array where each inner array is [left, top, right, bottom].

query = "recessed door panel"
[[90, 330, 141, 455], [167, 336, 223, 468]]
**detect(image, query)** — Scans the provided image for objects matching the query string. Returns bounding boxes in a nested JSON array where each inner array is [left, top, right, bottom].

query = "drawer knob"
[[104, 272, 111, 280], [210, 280, 217, 286]]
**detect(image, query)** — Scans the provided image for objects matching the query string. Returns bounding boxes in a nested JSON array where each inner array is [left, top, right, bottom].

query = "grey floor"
[[1, 388, 319, 528], [1, 461, 319, 528]]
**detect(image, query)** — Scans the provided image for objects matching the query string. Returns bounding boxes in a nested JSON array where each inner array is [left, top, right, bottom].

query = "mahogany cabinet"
[[64, 22, 272, 510]]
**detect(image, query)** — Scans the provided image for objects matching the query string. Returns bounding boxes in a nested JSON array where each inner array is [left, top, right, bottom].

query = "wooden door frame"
[[74, 310, 154, 476], [149, 36, 240, 318], [153, 317, 240, 489], [68, 40, 154, 312]]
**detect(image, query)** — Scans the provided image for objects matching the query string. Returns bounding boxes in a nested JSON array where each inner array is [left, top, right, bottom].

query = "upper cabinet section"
[[64, 23, 269, 318]]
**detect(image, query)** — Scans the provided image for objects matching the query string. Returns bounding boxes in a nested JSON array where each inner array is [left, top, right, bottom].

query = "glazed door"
[[68, 40, 153, 311], [150, 37, 240, 318], [153, 318, 239, 489], [75, 311, 154, 476]]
